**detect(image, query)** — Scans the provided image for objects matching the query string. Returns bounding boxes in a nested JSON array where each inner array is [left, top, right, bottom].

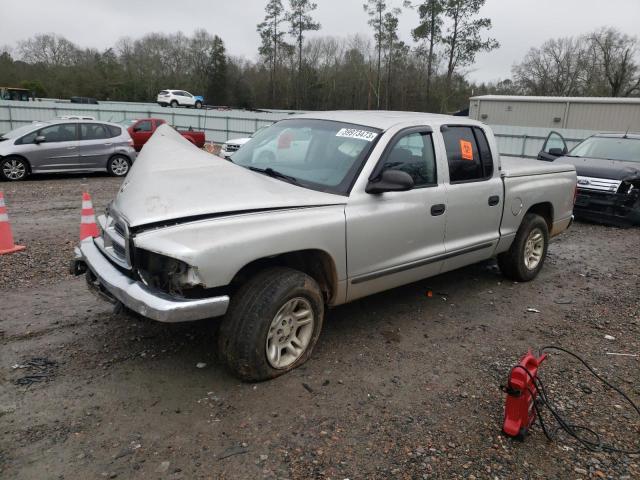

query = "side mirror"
[[366, 169, 414, 194], [547, 147, 566, 157], [34, 135, 46, 144]]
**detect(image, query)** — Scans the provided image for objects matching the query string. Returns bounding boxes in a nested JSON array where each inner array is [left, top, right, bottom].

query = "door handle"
[[104, 142, 112, 146], [488, 195, 500, 206], [430, 204, 446, 216]]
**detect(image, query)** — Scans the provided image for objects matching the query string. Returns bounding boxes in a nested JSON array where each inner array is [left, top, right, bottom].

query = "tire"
[[107, 155, 131, 177], [195, 101, 202, 109], [170, 100, 179, 108], [218, 267, 324, 382], [498, 213, 549, 282], [0, 156, 29, 181]]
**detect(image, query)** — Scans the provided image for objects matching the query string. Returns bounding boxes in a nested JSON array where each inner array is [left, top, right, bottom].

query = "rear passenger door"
[[78, 123, 114, 169], [440, 125, 503, 272]]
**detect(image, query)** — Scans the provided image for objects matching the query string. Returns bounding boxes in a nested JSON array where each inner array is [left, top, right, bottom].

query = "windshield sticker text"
[[336, 128, 377, 142]]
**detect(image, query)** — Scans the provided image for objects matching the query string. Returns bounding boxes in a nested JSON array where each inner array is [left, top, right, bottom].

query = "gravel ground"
[[1, 174, 639, 479]]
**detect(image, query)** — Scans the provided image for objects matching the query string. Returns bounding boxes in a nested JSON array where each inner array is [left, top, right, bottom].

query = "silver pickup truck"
[[72, 112, 576, 381]]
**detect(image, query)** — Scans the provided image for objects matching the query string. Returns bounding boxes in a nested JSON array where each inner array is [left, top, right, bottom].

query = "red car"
[[125, 118, 206, 152]]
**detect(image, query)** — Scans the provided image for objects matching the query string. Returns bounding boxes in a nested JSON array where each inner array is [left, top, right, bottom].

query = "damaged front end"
[[135, 249, 207, 298], [575, 174, 640, 227]]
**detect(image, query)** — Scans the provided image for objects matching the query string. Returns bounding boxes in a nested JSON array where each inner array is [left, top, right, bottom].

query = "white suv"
[[157, 90, 204, 109]]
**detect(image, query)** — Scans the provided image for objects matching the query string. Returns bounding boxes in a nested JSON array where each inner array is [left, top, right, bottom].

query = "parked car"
[[156, 90, 204, 109], [70, 96, 99, 105], [72, 112, 576, 381], [126, 118, 205, 151], [57, 115, 96, 120], [0, 120, 136, 181], [538, 131, 640, 226], [220, 126, 270, 159]]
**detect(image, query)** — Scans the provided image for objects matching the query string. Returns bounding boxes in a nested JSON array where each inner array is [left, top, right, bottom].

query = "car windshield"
[[0, 123, 46, 140], [231, 119, 381, 195], [569, 136, 640, 162]]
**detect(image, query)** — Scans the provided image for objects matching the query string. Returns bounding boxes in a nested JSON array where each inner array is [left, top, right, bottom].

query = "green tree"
[[441, 0, 498, 109], [257, 0, 289, 106], [286, 0, 320, 109], [206, 36, 228, 105], [363, 0, 387, 109], [412, 0, 444, 108]]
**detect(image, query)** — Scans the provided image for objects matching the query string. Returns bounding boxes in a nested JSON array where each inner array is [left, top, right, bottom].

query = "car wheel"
[[498, 213, 549, 282], [107, 155, 131, 177], [218, 267, 324, 382], [170, 100, 179, 108], [195, 101, 202, 109], [0, 156, 29, 181]]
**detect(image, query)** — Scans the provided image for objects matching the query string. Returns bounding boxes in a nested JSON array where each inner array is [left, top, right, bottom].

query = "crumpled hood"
[[557, 156, 640, 181], [112, 125, 346, 228]]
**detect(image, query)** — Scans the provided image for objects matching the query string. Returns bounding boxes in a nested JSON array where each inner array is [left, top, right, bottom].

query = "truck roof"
[[294, 110, 485, 131]]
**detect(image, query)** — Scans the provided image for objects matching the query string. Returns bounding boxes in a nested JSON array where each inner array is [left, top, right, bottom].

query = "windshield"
[[0, 123, 46, 140], [231, 119, 381, 195], [569, 136, 640, 162]]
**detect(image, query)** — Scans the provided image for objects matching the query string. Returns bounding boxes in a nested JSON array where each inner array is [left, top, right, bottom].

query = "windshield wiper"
[[247, 166, 299, 185]]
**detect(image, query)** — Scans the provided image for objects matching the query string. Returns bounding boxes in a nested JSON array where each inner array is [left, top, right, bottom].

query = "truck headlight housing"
[[135, 249, 203, 296]]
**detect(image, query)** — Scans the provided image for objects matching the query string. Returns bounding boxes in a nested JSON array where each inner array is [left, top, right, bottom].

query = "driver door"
[[538, 131, 568, 161], [345, 129, 447, 301]]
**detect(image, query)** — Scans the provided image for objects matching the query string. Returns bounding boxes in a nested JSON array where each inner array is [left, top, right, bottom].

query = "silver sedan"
[[0, 120, 137, 181]]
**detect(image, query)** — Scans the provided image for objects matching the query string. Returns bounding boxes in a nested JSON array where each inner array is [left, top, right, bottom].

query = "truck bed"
[[501, 156, 575, 178]]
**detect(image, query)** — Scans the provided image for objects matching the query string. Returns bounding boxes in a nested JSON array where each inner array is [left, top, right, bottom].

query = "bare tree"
[[18, 34, 78, 66], [257, 0, 289, 106], [590, 27, 640, 97]]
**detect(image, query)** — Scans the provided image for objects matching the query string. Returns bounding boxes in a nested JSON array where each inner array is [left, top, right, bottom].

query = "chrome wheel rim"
[[524, 228, 545, 270], [111, 157, 129, 176], [266, 297, 314, 369], [3, 159, 26, 180]]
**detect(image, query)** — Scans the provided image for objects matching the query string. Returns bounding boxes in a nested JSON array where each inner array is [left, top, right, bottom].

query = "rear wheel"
[[218, 267, 324, 382], [107, 155, 130, 177], [0, 156, 28, 181], [170, 100, 179, 108], [498, 213, 549, 282]]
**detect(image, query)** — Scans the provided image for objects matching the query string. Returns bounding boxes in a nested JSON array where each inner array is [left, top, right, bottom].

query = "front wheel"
[[0, 156, 29, 181], [498, 213, 549, 282], [218, 267, 324, 382], [195, 101, 202, 109], [107, 155, 131, 177]]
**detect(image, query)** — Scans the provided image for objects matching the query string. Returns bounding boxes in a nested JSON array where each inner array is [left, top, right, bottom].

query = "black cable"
[[504, 346, 640, 454]]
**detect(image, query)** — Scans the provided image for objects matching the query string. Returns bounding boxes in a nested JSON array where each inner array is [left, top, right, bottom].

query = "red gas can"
[[502, 350, 547, 438]]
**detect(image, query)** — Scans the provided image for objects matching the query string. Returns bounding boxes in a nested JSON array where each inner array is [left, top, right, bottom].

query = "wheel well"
[[3, 155, 31, 173], [526, 202, 553, 231], [231, 250, 338, 304]]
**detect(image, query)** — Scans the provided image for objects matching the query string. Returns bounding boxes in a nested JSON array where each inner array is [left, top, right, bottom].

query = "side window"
[[183, 92, 193, 98], [380, 132, 437, 187], [80, 123, 108, 140], [105, 125, 121, 138], [39, 124, 77, 143], [136, 120, 152, 132], [442, 126, 492, 183], [17, 131, 39, 145]]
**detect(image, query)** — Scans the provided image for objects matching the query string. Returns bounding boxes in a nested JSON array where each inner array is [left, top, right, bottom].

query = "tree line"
[[0, 0, 638, 114]]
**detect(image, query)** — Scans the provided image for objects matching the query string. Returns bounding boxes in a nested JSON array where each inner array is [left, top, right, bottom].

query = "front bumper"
[[575, 189, 640, 227], [72, 238, 230, 322]]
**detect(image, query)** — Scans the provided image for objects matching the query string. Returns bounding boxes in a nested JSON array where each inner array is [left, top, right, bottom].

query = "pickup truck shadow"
[[103, 258, 504, 381]]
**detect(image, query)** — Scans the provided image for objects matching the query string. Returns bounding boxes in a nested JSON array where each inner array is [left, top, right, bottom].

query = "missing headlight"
[[136, 249, 203, 296]]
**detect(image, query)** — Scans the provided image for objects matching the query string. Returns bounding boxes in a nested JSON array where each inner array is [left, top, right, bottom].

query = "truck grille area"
[[95, 210, 132, 270]]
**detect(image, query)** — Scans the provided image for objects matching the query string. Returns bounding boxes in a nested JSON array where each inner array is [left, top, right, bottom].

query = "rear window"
[[105, 125, 121, 137], [80, 123, 108, 140], [442, 126, 494, 183], [159, 90, 169, 95]]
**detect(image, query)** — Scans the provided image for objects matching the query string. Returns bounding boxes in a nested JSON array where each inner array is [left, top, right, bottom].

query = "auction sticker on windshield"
[[336, 128, 377, 142]]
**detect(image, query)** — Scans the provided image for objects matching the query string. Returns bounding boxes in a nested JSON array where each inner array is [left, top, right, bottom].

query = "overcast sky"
[[2, 0, 639, 83]]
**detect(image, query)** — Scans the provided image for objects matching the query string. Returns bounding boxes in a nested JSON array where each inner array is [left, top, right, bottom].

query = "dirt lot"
[[1, 174, 639, 480]]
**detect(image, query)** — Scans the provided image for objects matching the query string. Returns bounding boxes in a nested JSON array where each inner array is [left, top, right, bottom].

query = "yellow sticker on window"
[[460, 139, 473, 161]]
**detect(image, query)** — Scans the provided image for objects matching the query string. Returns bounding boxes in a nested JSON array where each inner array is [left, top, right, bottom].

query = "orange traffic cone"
[[0, 191, 26, 255], [80, 192, 99, 240]]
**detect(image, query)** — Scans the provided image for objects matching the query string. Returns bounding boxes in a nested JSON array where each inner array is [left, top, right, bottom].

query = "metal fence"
[[491, 125, 597, 159], [0, 100, 296, 143]]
